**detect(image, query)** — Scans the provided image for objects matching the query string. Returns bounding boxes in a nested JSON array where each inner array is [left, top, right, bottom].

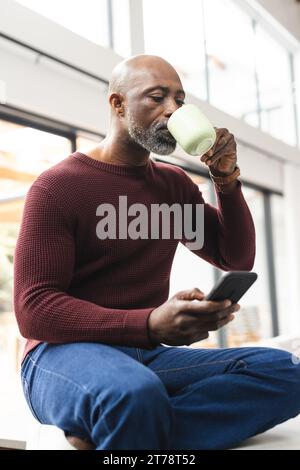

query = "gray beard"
[[127, 112, 177, 156]]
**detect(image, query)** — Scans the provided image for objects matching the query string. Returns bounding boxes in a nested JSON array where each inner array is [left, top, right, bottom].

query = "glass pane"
[[0, 120, 71, 367], [76, 134, 102, 154], [224, 187, 273, 346], [271, 194, 288, 334], [143, 0, 207, 100], [0, 120, 71, 438], [295, 53, 300, 148], [169, 172, 218, 348], [255, 26, 296, 146], [0, 120, 71, 195], [112, 0, 131, 57], [16, 0, 110, 47], [203, 0, 258, 127]]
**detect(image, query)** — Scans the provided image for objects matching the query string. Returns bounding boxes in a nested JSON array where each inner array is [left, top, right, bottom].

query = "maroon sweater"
[[13, 152, 255, 363]]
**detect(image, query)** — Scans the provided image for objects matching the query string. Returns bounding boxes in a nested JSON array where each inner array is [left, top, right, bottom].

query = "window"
[[203, 0, 258, 127], [255, 26, 296, 146], [271, 194, 289, 334], [0, 119, 71, 363], [76, 134, 102, 155], [169, 173, 214, 297], [0, 120, 71, 201], [111, 0, 131, 57], [143, 0, 207, 100], [0, 118, 72, 442], [16, 0, 111, 48], [295, 53, 300, 148], [169, 172, 218, 348], [224, 187, 273, 346]]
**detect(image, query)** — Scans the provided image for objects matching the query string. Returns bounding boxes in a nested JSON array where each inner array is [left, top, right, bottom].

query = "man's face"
[[123, 74, 185, 155]]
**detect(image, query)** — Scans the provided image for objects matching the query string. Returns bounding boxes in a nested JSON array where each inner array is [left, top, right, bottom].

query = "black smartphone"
[[205, 271, 258, 303]]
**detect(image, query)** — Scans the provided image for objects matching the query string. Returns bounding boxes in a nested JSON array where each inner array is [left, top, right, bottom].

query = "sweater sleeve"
[[182, 176, 256, 271], [13, 184, 156, 349]]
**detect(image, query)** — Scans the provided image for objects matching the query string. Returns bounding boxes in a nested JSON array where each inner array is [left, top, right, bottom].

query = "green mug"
[[167, 104, 216, 156]]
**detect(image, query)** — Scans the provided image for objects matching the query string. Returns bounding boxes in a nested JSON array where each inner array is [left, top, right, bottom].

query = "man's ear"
[[109, 93, 125, 117]]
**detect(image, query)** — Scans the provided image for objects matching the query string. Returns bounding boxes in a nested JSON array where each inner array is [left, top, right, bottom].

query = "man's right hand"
[[148, 287, 240, 346]]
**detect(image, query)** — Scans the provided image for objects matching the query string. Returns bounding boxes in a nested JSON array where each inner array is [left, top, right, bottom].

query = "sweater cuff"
[[123, 307, 159, 349]]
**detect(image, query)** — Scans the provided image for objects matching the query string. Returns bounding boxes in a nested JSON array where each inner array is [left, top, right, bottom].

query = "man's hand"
[[201, 127, 237, 177], [148, 287, 240, 346]]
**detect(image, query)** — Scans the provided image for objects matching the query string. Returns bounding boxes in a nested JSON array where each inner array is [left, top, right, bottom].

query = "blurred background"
[[0, 0, 300, 448]]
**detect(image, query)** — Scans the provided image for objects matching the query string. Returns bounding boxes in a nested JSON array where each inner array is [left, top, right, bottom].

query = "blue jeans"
[[21, 342, 300, 450]]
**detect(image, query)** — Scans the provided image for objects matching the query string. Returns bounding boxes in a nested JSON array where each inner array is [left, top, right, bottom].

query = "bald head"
[[108, 54, 182, 97], [107, 55, 185, 156]]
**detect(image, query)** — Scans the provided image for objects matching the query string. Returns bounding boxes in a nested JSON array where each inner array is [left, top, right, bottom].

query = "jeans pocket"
[[21, 375, 41, 423]]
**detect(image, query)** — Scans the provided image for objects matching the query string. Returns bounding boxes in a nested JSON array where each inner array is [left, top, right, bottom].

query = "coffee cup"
[[167, 104, 216, 156]]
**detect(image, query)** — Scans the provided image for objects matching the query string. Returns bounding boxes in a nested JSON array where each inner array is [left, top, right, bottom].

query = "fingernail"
[[225, 300, 232, 307]]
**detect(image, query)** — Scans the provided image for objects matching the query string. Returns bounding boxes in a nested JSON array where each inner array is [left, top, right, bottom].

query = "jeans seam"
[[24, 356, 111, 436], [21, 375, 41, 422], [153, 359, 244, 373], [136, 348, 143, 363]]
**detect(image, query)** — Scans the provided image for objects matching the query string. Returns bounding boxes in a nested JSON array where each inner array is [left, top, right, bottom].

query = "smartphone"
[[205, 271, 258, 303]]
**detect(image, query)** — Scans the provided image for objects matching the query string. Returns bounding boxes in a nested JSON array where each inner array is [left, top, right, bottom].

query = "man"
[[14, 55, 300, 450]]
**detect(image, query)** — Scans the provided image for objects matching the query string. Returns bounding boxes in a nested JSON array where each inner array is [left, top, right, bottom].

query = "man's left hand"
[[200, 127, 237, 177]]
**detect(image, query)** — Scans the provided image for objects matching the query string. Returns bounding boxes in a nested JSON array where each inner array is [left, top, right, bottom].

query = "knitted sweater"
[[13, 152, 255, 363]]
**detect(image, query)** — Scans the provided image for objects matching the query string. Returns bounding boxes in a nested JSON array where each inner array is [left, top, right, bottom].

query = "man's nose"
[[163, 98, 181, 118]]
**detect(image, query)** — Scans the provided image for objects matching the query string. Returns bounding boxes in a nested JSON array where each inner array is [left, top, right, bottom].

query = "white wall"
[[256, 0, 300, 43], [0, 36, 110, 134]]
